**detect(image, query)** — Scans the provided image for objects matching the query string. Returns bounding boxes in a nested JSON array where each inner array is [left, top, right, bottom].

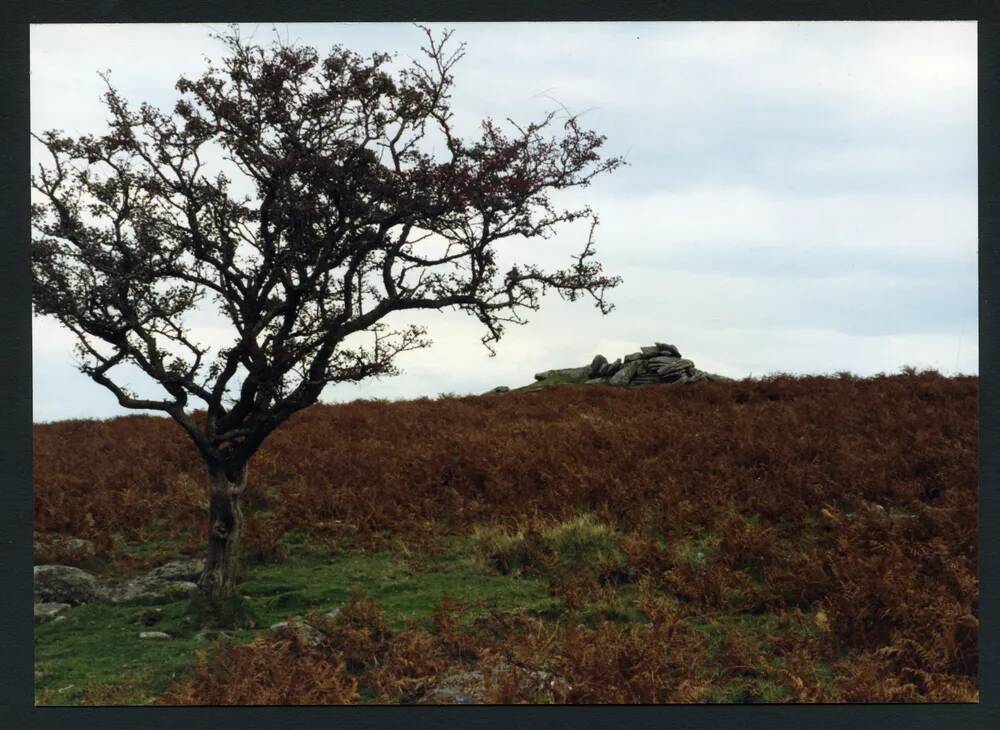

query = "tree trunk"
[[195, 462, 249, 625]]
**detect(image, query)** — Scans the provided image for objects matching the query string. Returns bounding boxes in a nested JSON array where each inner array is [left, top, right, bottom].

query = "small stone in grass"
[[139, 631, 171, 640]]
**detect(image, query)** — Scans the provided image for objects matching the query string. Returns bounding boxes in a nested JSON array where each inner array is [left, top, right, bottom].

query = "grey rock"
[[646, 355, 682, 366], [601, 358, 622, 376], [655, 342, 681, 357], [147, 559, 205, 583], [636, 370, 661, 381], [657, 371, 687, 384], [589, 354, 608, 378], [195, 629, 233, 642], [664, 356, 694, 370], [560, 366, 593, 381], [138, 631, 171, 640], [34, 602, 71, 624], [107, 577, 198, 605], [609, 360, 641, 384], [270, 619, 326, 648], [535, 366, 591, 383], [521, 342, 718, 390], [656, 358, 694, 376], [34, 565, 106, 606]]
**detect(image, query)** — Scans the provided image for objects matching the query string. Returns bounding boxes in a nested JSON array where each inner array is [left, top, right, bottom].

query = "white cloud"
[[594, 186, 977, 266], [29, 21, 978, 421]]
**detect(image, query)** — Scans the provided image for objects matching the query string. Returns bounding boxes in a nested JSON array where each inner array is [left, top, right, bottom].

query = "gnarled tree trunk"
[[195, 462, 249, 625]]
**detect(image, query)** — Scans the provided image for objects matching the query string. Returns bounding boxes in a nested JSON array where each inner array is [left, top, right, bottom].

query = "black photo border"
[[2, 2, 996, 728]]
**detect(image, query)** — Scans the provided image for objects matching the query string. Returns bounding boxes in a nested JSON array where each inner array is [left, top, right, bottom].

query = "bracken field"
[[33, 371, 978, 705]]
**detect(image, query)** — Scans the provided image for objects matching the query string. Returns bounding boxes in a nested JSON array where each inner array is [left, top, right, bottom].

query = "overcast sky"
[[30, 21, 978, 422]]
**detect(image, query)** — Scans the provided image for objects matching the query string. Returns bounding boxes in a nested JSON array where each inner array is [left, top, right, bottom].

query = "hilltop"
[[485, 340, 734, 395], [33, 371, 978, 704]]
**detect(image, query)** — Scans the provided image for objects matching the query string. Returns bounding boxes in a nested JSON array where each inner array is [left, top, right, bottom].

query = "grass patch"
[[472, 514, 626, 578], [35, 539, 557, 705], [34, 599, 247, 705], [240, 540, 559, 630]]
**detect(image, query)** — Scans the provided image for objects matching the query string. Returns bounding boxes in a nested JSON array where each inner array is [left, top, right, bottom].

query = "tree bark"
[[196, 462, 248, 622]]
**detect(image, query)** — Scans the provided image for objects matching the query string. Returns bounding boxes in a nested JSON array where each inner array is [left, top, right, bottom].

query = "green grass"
[[34, 537, 558, 705], [35, 528, 835, 706], [471, 514, 626, 577], [692, 610, 836, 704], [511, 371, 601, 392], [34, 599, 247, 705], [542, 515, 626, 572], [239, 541, 559, 631]]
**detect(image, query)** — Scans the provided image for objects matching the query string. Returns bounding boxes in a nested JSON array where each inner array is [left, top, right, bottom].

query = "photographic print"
[[30, 21, 978, 705]]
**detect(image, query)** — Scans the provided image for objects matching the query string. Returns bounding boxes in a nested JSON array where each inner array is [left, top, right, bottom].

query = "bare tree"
[[31, 26, 623, 624]]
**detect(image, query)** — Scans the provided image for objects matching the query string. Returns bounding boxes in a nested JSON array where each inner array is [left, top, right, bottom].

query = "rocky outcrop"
[[105, 576, 199, 605], [589, 354, 608, 378], [533, 365, 592, 383], [34, 557, 206, 613], [147, 558, 205, 583], [33, 565, 106, 606], [526, 342, 733, 390], [101, 558, 205, 604]]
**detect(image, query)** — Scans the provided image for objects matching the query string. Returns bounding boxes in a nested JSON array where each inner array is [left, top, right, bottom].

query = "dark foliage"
[[31, 25, 622, 471]]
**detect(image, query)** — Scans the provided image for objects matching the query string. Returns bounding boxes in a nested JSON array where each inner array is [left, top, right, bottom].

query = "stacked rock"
[[531, 342, 731, 389]]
